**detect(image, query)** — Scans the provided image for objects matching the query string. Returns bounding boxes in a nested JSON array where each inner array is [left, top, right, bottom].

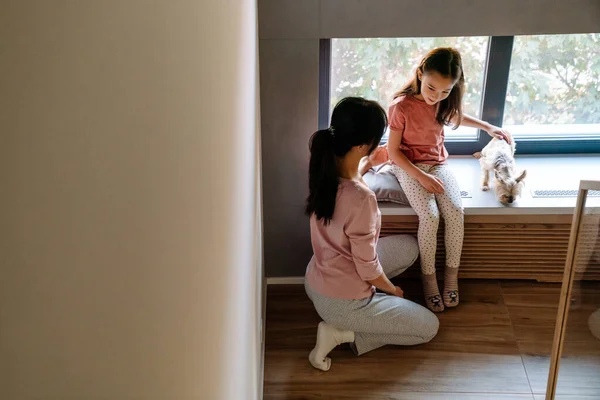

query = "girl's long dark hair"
[[305, 97, 387, 225], [394, 47, 465, 127]]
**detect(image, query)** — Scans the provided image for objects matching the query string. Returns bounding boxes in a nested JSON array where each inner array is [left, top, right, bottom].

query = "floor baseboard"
[[266, 277, 304, 285]]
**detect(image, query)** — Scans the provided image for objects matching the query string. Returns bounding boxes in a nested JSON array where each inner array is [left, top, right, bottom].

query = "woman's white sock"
[[308, 321, 355, 371]]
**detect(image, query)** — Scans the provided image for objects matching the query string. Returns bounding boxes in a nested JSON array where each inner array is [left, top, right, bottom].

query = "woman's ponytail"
[[305, 129, 338, 225]]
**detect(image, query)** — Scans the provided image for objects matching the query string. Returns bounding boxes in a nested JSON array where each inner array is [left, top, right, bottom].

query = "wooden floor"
[[263, 279, 600, 400]]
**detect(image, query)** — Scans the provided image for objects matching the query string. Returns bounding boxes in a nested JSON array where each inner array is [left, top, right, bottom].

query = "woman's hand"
[[368, 145, 389, 167], [487, 125, 513, 144], [394, 286, 404, 298], [417, 173, 445, 194]]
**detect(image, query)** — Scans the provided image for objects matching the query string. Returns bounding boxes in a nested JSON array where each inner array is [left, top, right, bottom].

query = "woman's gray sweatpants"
[[305, 234, 439, 355]]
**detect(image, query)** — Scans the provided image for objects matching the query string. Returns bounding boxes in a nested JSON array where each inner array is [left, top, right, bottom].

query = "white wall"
[[0, 1, 262, 399]]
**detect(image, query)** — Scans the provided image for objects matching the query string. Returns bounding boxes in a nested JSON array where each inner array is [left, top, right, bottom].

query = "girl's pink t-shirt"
[[388, 95, 448, 164], [305, 179, 383, 300]]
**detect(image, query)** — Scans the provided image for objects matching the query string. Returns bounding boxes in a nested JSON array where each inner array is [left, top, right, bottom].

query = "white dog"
[[474, 138, 527, 205]]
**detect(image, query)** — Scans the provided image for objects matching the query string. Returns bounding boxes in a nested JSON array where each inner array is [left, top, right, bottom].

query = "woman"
[[304, 97, 439, 371]]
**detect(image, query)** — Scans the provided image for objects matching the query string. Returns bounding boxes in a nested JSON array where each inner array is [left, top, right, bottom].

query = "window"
[[322, 34, 600, 154], [504, 34, 600, 140], [330, 37, 489, 141]]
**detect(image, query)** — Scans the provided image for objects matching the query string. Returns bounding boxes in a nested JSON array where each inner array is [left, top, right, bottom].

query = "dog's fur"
[[473, 138, 527, 205]]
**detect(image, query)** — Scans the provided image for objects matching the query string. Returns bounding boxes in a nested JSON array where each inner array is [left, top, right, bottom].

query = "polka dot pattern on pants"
[[391, 163, 464, 275]]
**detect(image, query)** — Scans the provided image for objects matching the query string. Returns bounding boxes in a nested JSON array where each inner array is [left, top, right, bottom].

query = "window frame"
[[320, 36, 600, 155]]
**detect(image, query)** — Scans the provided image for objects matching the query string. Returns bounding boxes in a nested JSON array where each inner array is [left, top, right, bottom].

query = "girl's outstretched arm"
[[455, 114, 513, 144]]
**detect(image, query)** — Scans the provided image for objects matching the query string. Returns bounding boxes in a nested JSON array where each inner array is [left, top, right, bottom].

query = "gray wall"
[[259, 0, 600, 277]]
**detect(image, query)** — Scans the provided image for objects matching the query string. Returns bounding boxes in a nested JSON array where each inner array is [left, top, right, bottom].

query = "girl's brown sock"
[[422, 272, 444, 313], [443, 267, 460, 308]]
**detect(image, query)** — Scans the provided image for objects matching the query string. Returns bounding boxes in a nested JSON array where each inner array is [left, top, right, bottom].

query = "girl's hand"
[[394, 286, 404, 298], [487, 125, 513, 144], [368, 145, 389, 167], [417, 173, 445, 194]]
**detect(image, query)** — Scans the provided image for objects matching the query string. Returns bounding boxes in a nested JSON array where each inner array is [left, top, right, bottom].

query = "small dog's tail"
[[473, 152, 482, 159]]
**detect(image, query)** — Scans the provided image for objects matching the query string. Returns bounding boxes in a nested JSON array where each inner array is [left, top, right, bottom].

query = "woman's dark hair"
[[394, 47, 465, 127], [305, 97, 387, 225]]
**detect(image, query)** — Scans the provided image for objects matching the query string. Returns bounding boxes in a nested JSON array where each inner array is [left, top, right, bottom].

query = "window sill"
[[379, 154, 600, 216]]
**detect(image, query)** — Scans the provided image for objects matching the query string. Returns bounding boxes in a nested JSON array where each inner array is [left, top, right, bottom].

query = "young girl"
[[388, 48, 512, 313], [304, 97, 439, 371]]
